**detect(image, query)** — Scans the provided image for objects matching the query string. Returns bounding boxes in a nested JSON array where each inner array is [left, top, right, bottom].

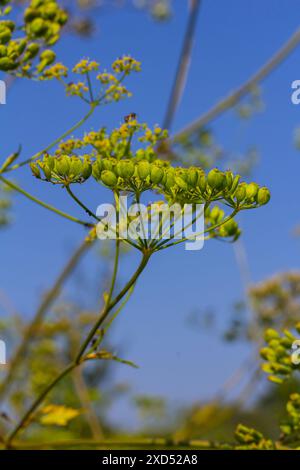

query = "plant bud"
[[165, 171, 175, 190], [210, 205, 223, 222], [29, 18, 48, 36], [150, 165, 164, 184], [24, 42, 40, 60], [117, 160, 134, 179], [39, 162, 52, 180], [69, 157, 83, 177], [245, 182, 259, 199], [256, 187, 270, 205], [0, 45, 7, 57], [264, 328, 280, 342], [101, 170, 117, 187], [198, 174, 207, 193], [92, 160, 102, 180], [0, 56, 15, 71], [24, 7, 39, 23], [137, 161, 150, 180], [230, 175, 240, 194], [81, 160, 92, 180], [187, 168, 199, 187], [175, 176, 188, 191], [207, 169, 226, 190], [0, 27, 11, 45], [234, 183, 246, 203], [30, 162, 41, 179], [44, 155, 54, 171], [55, 156, 70, 176], [102, 159, 113, 171], [40, 49, 56, 65]]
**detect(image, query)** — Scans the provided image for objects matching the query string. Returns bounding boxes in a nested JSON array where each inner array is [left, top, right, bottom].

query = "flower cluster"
[[280, 393, 300, 439], [260, 327, 300, 384], [234, 424, 274, 450], [0, 0, 67, 74], [249, 272, 300, 330], [40, 56, 141, 103]]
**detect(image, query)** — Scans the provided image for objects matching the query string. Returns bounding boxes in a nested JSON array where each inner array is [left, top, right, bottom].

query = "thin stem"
[[0, 176, 93, 227], [5, 104, 97, 173], [66, 185, 99, 221], [0, 234, 95, 401], [173, 27, 300, 140], [5, 251, 151, 447], [75, 251, 151, 364], [86, 71, 94, 103], [163, 0, 202, 131], [6, 363, 77, 447], [156, 208, 239, 251]]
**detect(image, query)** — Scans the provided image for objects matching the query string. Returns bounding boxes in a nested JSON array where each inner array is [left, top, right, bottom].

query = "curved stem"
[[155, 208, 239, 251], [66, 185, 99, 221], [0, 176, 93, 227], [5, 251, 151, 447], [5, 104, 97, 173], [75, 251, 151, 364], [6, 363, 77, 447], [0, 234, 95, 401]]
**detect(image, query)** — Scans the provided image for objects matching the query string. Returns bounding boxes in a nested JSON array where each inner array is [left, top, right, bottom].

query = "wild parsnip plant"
[[0, 0, 272, 450]]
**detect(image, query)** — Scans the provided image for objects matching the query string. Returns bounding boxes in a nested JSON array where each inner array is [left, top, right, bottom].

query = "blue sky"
[[1, 0, 300, 429]]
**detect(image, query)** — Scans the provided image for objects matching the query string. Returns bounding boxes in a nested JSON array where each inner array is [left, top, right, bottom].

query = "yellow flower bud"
[[101, 170, 117, 187]]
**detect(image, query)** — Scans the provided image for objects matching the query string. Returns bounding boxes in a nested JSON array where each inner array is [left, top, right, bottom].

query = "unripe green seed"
[[81, 161, 92, 180], [40, 49, 56, 65], [30, 18, 48, 36], [102, 159, 113, 171], [210, 205, 223, 222], [0, 56, 15, 71], [55, 156, 70, 176], [175, 176, 188, 191], [69, 157, 82, 176], [207, 169, 226, 190], [137, 161, 150, 180], [30, 163, 41, 179], [165, 171, 175, 191], [264, 328, 280, 342], [0, 27, 11, 45], [234, 183, 246, 203], [24, 42, 40, 60], [24, 7, 39, 23], [150, 165, 164, 184], [230, 175, 240, 194], [101, 170, 117, 187], [198, 174, 207, 193], [246, 182, 259, 199], [256, 187, 270, 205], [0, 45, 7, 57], [117, 160, 135, 179], [187, 168, 199, 187], [2, 20, 14, 32]]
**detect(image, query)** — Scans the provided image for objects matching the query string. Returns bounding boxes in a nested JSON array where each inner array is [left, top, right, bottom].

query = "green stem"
[[5, 250, 151, 447], [156, 208, 239, 251], [6, 363, 77, 448], [66, 185, 99, 221], [75, 251, 151, 364], [0, 176, 93, 227], [5, 104, 97, 173]]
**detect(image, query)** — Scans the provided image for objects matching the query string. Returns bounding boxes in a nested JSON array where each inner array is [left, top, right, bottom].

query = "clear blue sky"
[[1, 0, 300, 429]]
